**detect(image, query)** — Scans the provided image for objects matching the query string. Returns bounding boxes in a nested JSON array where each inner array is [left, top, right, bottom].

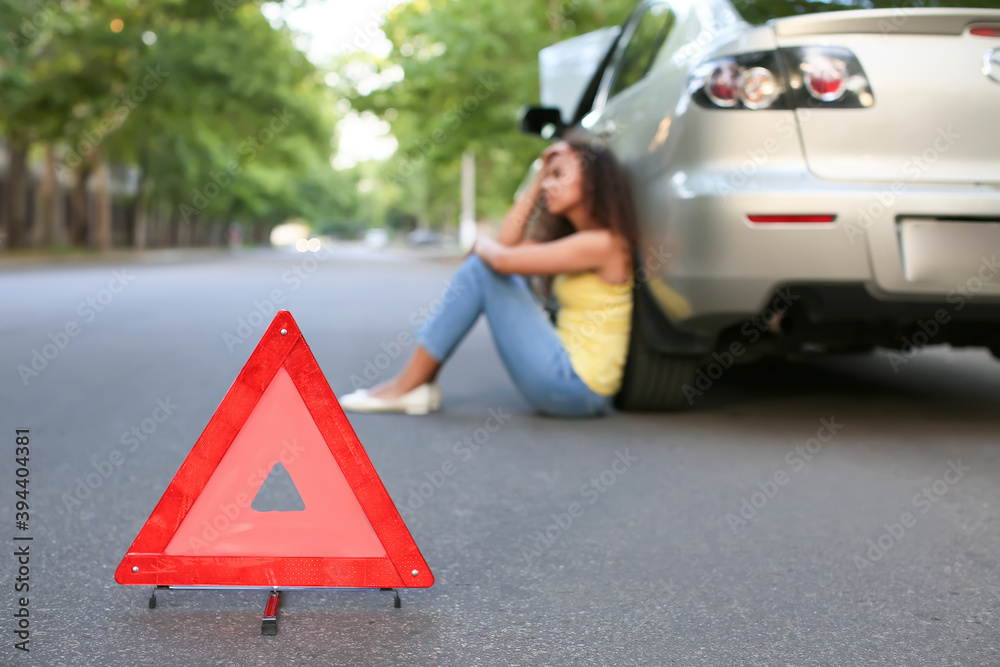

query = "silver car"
[[520, 0, 1000, 410]]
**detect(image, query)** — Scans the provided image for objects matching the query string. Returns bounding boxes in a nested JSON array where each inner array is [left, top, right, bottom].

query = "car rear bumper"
[[648, 168, 1000, 334]]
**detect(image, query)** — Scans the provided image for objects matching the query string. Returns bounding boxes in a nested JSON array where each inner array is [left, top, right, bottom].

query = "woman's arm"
[[474, 230, 615, 276], [494, 168, 544, 247], [494, 143, 569, 247]]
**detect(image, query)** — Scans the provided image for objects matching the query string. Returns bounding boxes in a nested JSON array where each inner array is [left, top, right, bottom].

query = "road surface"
[[2, 245, 999, 666]]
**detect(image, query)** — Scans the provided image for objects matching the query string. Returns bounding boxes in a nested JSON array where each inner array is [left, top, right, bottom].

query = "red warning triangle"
[[115, 311, 434, 588]]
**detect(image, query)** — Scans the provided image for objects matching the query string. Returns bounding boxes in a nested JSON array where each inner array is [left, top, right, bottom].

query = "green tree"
[[1, 0, 356, 251], [343, 0, 636, 230], [0, 0, 78, 248]]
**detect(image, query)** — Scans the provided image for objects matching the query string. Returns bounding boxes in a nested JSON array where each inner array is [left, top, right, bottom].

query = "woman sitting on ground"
[[340, 128, 639, 418]]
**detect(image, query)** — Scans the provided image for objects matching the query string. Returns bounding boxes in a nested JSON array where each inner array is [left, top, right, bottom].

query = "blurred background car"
[[363, 228, 390, 248], [520, 0, 1000, 411], [406, 228, 445, 246]]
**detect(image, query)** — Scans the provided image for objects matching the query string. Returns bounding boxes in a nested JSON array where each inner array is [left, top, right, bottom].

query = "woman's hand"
[[472, 235, 502, 268], [487, 140, 573, 251], [540, 141, 569, 178], [464, 235, 499, 262]]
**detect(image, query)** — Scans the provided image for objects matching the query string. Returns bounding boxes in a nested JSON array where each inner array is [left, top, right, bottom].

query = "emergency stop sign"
[[115, 311, 434, 589]]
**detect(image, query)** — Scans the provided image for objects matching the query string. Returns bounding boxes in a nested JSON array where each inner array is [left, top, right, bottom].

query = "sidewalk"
[[0, 242, 470, 272], [0, 246, 259, 272]]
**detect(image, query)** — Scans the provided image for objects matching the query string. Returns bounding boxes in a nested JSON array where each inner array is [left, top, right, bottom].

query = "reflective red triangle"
[[115, 311, 434, 588]]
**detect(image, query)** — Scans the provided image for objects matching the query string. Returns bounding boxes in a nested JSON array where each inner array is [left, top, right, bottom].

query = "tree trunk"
[[178, 218, 192, 247], [132, 170, 147, 250], [155, 198, 170, 247], [253, 222, 268, 245], [145, 202, 157, 249], [32, 145, 58, 247], [0, 173, 7, 249], [92, 150, 112, 252], [6, 143, 29, 249], [547, 0, 562, 31], [133, 203, 147, 249], [169, 214, 180, 247], [69, 166, 90, 246], [209, 221, 224, 246]]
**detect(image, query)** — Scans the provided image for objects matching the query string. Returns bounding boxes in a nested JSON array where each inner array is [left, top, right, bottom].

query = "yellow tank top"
[[552, 269, 634, 396]]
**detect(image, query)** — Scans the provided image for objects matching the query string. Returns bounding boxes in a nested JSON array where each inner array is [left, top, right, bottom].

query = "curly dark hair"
[[524, 127, 641, 298]]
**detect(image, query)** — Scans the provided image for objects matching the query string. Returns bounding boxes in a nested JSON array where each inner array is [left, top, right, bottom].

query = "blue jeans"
[[415, 254, 615, 418]]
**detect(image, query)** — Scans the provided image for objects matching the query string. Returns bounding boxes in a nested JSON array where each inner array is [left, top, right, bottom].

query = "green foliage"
[[0, 0, 357, 246], [344, 0, 637, 229], [4, 0, 996, 247]]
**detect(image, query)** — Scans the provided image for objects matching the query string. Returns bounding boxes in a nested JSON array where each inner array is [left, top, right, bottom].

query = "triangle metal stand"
[[145, 585, 402, 635]]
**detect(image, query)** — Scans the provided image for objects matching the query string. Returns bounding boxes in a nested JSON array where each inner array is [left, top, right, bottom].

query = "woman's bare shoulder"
[[585, 231, 632, 285]]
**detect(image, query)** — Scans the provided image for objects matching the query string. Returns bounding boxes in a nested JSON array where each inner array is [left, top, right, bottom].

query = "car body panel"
[[778, 32, 1000, 185], [539, 26, 622, 126], [771, 7, 1000, 37], [526, 0, 1000, 350]]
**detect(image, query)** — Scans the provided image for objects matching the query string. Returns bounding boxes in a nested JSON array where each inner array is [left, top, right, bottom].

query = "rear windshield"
[[738, 0, 999, 26]]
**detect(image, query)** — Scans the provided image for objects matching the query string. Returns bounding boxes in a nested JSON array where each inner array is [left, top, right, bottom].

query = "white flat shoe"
[[339, 382, 442, 415]]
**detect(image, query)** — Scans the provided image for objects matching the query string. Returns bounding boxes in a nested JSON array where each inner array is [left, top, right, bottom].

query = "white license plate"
[[898, 218, 1000, 287]]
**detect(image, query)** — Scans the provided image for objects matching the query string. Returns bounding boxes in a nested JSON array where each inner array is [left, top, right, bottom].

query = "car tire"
[[613, 320, 699, 412]]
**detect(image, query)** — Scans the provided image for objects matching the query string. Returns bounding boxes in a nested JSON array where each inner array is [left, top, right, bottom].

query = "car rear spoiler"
[[771, 7, 1000, 37]]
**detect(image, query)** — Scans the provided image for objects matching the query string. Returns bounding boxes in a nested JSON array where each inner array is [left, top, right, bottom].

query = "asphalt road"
[[2, 246, 999, 666]]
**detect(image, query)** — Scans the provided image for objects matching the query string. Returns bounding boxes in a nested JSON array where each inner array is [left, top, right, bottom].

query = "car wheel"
[[613, 321, 699, 412]]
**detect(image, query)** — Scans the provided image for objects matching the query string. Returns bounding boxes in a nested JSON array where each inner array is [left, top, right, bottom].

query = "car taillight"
[[690, 47, 873, 111], [690, 50, 787, 111], [737, 67, 780, 110], [970, 26, 1000, 37], [801, 53, 847, 102], [705, 63, 739, 108], [780, 46, 874, 109]]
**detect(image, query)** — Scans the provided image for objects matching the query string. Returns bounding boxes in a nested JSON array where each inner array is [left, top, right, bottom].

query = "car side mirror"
[[519, 106, 565, 139]]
